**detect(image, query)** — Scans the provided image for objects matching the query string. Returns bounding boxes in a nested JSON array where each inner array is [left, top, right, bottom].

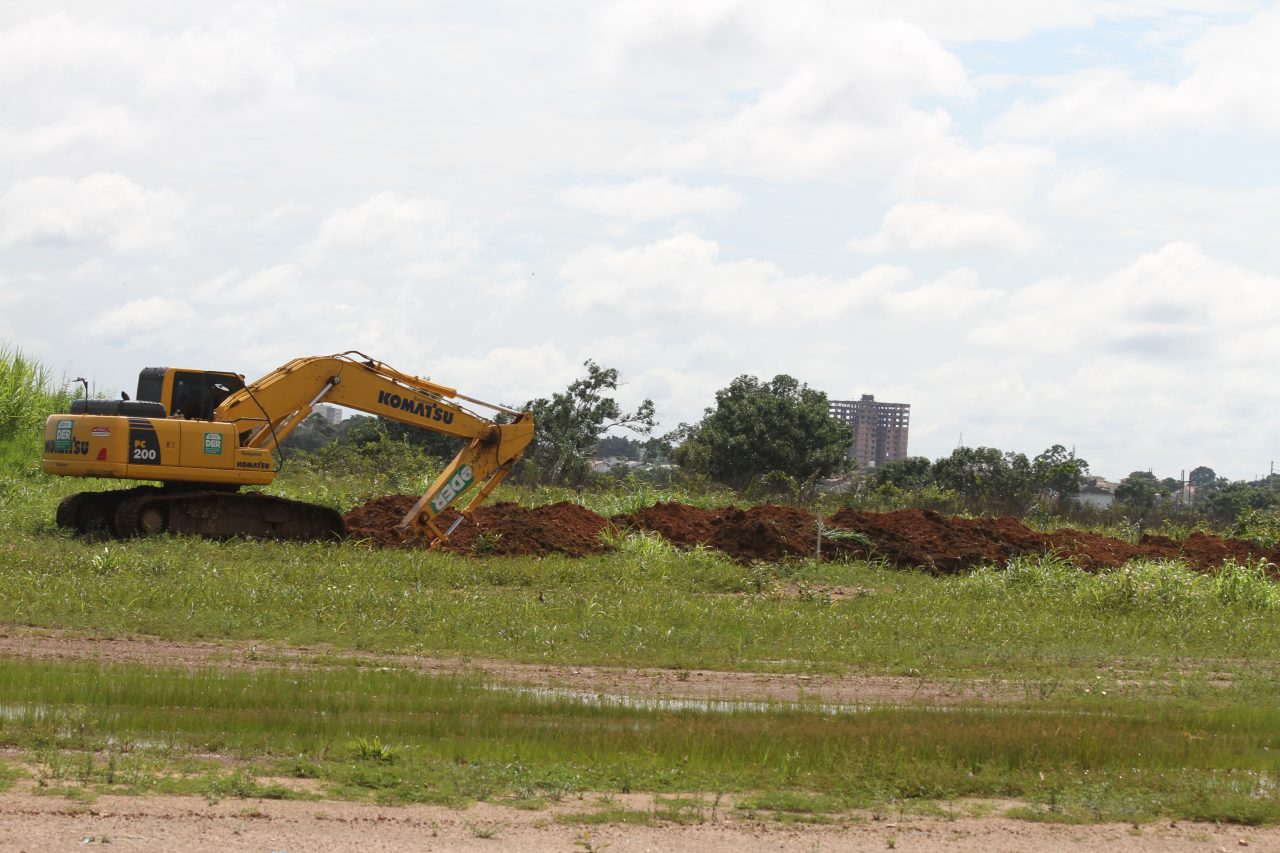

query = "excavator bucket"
[[397, 415, 535, 544]]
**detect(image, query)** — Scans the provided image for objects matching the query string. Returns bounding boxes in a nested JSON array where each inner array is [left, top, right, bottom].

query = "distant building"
[[828, 394, 910, 470], [315, 404, 344, 425], [1077, 476, 1117, 509]]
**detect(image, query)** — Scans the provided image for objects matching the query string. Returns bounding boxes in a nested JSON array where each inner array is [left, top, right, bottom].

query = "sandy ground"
[[0, 626, 1272, 851], [0, 789, 1275, 853]]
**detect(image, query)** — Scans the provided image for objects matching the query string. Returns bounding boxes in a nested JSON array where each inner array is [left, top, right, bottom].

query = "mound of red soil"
[[345, 496, 1280, 573], [825, 507, 1280, 574], [708, 505, 817, 563], [437, 501, 614, 557], [343, 497, 613, 557], [342, 495, 419, 547], [613, 501, 719, 546], [825, 508, 1011, 573]]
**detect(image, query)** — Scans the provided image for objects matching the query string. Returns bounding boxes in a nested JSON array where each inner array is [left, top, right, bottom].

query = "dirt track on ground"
[[0, 627, 1021, 706], [345, 498, 1280, 573], [0, 789, 1272, 852]]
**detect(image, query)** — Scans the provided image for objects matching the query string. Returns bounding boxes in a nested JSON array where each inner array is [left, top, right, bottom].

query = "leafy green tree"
[[1032, 444, 1089, 508], [1188, 465, 1218, 503], [335, 414, 462, 459], [640, 435, 673, 463], [931, 446, 1035, 515], [1115, 471, 1163, 513], [595, 434, 644, 461], [871, 456, 934, 491], [522, 361, 655, 486], [672, 374, 849, 492], [279, 412, 338, 453], [1188, 466, 1216, 488], [1204, 480, 1280, 522]]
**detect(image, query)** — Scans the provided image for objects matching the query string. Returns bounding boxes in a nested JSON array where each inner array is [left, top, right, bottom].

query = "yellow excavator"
[[42, 352, 535, 543]]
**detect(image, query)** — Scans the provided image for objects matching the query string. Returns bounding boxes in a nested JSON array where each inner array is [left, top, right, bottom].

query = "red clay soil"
[[826, 507, 1280, 575], [343, 497, 1280, 573], [612, 501, 719, 546], [343, 496, 614, 557]]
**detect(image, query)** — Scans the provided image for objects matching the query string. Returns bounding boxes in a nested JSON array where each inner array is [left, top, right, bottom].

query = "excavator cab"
[[136, 368, 245, 420]]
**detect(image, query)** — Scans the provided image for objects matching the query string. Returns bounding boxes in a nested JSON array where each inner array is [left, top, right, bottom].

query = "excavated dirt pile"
[[343, 496, 614, 557], [343, 497, 1280, 573]]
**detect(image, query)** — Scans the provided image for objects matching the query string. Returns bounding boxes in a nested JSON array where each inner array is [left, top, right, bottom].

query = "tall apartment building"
[[828, 394, 910, 469], [315, 404, 344, 425]]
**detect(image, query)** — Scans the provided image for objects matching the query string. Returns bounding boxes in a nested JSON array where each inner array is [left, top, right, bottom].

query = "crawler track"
[[57, 486, 344, 542]]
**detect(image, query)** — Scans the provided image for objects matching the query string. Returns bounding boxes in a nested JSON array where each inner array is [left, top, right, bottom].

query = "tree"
[[282, 413, 462, 459], [1115, 471, 1163, 513], [1188, 466, 1216, 488], [595, 434, 644, 461], [1032, 444, 1089, 508], [931, 446, 1036, 515], [672, 374, 850, 492], [280, 413, 338, 453], [337, 414, 462, 459], [871, 456, 934, 491], [522, 361, 655, 486]]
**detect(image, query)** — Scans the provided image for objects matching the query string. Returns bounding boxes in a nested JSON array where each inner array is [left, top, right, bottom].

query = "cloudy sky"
[[2, 1, 1278, 480]]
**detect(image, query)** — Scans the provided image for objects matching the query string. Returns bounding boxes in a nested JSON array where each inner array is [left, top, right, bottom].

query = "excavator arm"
[[213, 352, 534, 544]]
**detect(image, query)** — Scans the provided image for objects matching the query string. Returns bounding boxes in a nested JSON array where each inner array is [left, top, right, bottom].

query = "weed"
[[346, 737, 401, 763], [472, 532, 503, 555]]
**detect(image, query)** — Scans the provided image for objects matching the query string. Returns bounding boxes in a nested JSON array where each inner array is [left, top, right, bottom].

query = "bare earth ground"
[[0, 789, 1273, 852], [0, 627, 1273, 851]]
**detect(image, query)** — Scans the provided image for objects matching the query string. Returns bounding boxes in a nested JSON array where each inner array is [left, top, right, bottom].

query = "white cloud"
[[593, 0, 1093, 74], [559, 177, 742, 221], [430, 344, 580, 406], [972, 241, 1274, 355], [596, 2, 977, 182], [303, 193, 478, 280], [1047, 166, 1114, 207], [197, 264, 306, 307], [87, 297, 198, 352], [559, 231, 1002, 324], [894, 142, 1055, 207], [996, 8, 1280, 139], [0, 173, 183, 251], [852, 202, 1042, 255], [0, 11, 351, 159]]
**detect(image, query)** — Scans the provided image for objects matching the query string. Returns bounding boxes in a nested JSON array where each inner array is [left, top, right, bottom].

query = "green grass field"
[[1, 456, 1279, 823]]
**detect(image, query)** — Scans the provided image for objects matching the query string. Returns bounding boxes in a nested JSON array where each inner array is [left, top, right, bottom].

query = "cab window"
[[170, 372, 244, 420]]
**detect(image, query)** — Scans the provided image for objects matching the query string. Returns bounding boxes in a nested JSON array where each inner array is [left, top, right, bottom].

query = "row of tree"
[[282, 360, 1270, 523]]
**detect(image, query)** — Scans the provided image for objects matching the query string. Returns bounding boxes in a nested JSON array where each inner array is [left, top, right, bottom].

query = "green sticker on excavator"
[[53, 419, 73, 452], [203, 432, 223, 454], [430, 465, 475, 514]]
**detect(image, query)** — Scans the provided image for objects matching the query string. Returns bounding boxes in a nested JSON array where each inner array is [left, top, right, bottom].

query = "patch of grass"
[[736, 790, 845, 814], [558, 807, 656, 826]]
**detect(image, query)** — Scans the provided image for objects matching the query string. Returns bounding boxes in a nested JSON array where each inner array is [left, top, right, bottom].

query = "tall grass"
[[0, 345, 69, 471], [958, 554, 1280, 613]]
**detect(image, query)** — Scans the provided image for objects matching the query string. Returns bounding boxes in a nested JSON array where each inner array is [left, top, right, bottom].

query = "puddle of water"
[[486, 685, 882, 716]]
